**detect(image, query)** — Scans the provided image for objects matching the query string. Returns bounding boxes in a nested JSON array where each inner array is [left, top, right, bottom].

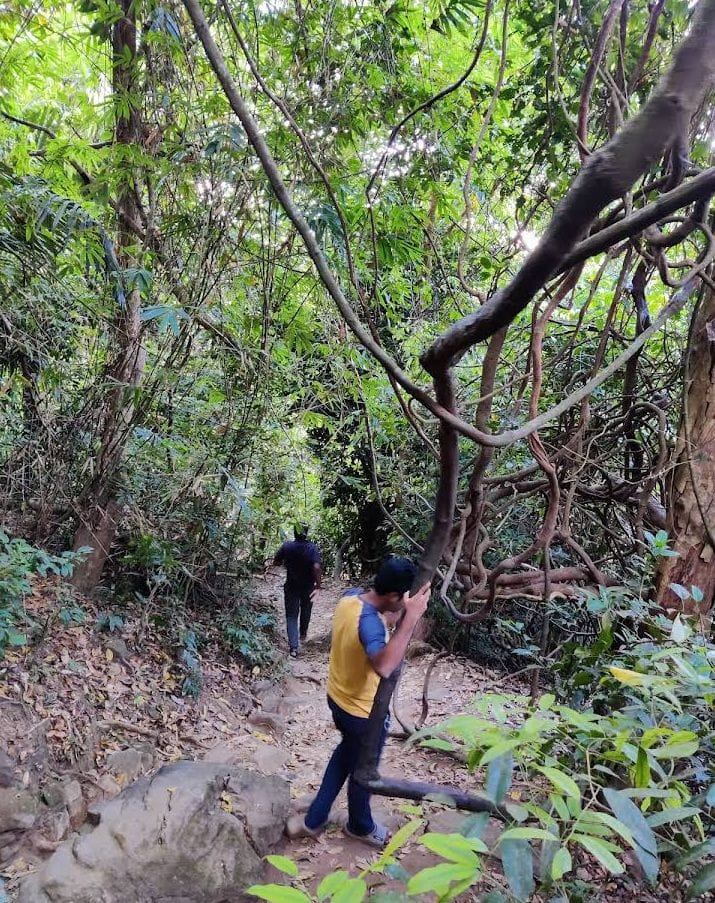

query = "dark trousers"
[[284, 583, 313, 651], [304, 697, 387, 836]]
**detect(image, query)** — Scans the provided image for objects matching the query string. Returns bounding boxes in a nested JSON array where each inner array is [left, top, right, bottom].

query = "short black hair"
[[294, 524, 309, 541], [374, 556, 417, 596]]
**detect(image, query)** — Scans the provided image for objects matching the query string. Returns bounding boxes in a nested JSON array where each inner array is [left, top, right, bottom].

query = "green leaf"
[[384, 863, 410, 882], [551, 846, 572, 880], [652, 741, 699, 759], [537, 766, 581, 801], [317, 872, 350, 900], [479, 739, 522, 765], [460, 812, 490, 839], [485, 752, 513, 805], [688, 862, 715, 899], [603, 788, 659, 884], [381, 819, 423, 859], [646, 806, 701, 827], [419, 738, 456, 752], [571, 835, 624, 875], [500, 827, 558, 842], [247, 885, 311, 903], [550, 795, 570, 821], [500, 838, 534, 901], [7, 631, 27, 646], [332, 878, 367, 903], [420, 832, 486, 862], [635, 747, 651, 788], [538, 693, 556, 710], [406, 862, 476, 895], [265, 856, 299, 877]]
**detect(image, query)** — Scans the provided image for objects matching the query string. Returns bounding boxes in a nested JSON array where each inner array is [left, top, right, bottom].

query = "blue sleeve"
[[358, 604, 387, 658], [310, 543, 322, 565]]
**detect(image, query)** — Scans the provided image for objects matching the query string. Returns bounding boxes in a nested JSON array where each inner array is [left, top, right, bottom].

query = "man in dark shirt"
[[274, 526, 322, 656]]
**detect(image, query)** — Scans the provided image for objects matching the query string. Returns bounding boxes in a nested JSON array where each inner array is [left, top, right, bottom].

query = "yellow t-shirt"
[[327, 593, 389, 718]]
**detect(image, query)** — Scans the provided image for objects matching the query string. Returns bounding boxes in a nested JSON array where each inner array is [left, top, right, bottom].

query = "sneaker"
[[344, 822, 391, 848], [289, 648, 298, 658], [285, 813, 325, 840]]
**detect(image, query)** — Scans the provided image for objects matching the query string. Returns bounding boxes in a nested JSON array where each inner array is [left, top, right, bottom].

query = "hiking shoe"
[[289, 648, 298, 658], [344, 823, 391, 848], [285, 813, 325, 840]]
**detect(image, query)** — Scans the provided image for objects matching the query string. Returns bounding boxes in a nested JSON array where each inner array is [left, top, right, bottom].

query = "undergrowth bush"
[[0, 530, 88, 657]]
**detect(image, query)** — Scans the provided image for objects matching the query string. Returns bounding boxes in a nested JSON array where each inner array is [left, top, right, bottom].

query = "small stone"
[[61, 780, 86, 830], [97, 774, 121, 798], [106, 748, 143, 784], [104, 637, 130, 662], [576, 867, 591, 881], [248, 711, 286, 738], [41, 781, 66, 810], [44, 808, 71, 843]]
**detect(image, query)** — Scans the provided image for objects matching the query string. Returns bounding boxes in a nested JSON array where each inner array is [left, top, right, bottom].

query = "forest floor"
[[0, 572, 695, 901]]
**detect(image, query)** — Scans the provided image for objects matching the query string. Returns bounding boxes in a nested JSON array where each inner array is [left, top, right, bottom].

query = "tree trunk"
[[71, 1, 145, 593], [655, 286, 715, 615]]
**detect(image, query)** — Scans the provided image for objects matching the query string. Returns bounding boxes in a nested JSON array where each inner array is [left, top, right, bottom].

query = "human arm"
[[273, 544, 285, 567], [367, 585, 430, 679]]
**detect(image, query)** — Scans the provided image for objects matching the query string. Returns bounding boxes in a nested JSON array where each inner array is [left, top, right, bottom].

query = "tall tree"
[[656, 284, 715, 615], [71, 0, 146, 591]]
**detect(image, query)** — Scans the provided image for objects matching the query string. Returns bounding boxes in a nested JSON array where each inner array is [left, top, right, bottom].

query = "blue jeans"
[[284, 583, 313, 651], [305, 697, 388, 835]]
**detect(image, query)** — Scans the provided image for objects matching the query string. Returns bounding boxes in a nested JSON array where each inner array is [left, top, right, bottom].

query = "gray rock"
[[61, 779, 85, 829], [106, 747, 144, 783], [104, 637, 130, 662], [19, 760, 290, 903], [0, 786, 38, 834], [248, 710, 286, 737], [250, 741, 289, 775]]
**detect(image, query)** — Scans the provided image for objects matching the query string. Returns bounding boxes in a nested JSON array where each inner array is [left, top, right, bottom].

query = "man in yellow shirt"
[[288, 557, 430, 847]]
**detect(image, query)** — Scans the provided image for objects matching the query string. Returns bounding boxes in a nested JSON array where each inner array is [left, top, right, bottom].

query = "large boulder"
[[19, 761, 290, 903]]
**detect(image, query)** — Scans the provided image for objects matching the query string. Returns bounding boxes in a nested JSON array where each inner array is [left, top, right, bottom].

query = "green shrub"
[[0, 530, 88, 657]]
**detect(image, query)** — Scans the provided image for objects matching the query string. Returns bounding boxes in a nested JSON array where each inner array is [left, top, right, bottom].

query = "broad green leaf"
[[460, 812, 490, 839], [317, 872, 350, 900], [571, 835, 624, 875], [380, 819, 423, 860], [247, 885, 311, 903], [420, 832, 486, 862], [265, 856, 299, 877], [538, 693, 555, 710], [406, 862, 476, 895], [500, 838, 535, 901], [479, 739, 522, 766], [537, 766, 581, 801], [500, 827, 558, 842], [551, 846, 572, 880], [635, 747, 650, 788], [646, 806, 701, 827], [603, 788, 659, 884], [332, 877, 367, 903], [652, 741, 699, 759], [485, 752, 513, 805], [550, 795, 570, 821]]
